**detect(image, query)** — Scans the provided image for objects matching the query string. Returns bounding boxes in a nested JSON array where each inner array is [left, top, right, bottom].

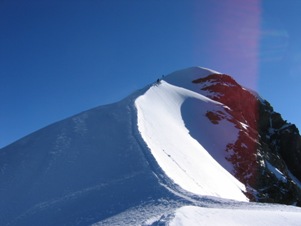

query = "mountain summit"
[[165, 67, 301, 204], [1, 67, 301, 225]]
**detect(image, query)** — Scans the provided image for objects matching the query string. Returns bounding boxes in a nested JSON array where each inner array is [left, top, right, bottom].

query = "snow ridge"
[[136, 81, 247, 201]]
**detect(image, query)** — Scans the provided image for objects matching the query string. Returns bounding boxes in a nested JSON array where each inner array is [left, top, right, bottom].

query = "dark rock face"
[[193, 73, 301, 206], [257, 101, 301, 205]]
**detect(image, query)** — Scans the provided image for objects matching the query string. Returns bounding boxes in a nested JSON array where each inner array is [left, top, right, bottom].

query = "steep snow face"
[[135, 81, 248, 201]]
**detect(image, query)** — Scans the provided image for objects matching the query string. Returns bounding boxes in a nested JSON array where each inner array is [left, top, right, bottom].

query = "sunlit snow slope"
[[135, 80, 247, 201], [162, 205, 301, 226]]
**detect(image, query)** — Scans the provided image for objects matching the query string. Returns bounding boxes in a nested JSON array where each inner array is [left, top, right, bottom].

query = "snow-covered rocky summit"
[[165, 67, 301, 205], [1, 67, 301, 225]]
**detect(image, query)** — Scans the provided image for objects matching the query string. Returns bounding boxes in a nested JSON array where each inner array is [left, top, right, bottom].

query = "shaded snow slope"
[[0, 91, 183, 226], [136, 81, 247, 201], [163, 67, 241, 174]]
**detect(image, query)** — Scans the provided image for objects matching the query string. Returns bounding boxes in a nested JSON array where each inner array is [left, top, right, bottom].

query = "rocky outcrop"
[[192, 73, 301, 205]]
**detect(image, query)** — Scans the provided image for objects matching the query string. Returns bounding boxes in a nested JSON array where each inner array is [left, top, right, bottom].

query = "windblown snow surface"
[[1, 67, 301, 225]]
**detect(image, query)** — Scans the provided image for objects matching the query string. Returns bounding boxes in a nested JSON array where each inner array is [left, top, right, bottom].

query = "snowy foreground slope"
[[1, 67, 301, 225]]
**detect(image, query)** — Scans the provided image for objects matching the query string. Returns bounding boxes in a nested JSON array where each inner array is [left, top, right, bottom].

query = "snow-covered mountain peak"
[[163, 67, 245, 103], [163, 66, 220, 92], [164, 67, 301, 205], [165, 66, 221, 79], [1, 66, 301, 225]]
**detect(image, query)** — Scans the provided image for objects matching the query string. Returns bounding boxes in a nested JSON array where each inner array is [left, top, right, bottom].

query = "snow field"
[[168, 205, 301, 226]]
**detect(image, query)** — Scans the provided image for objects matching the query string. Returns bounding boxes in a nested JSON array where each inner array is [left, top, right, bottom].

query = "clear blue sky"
[[1, 0, 301, 148]]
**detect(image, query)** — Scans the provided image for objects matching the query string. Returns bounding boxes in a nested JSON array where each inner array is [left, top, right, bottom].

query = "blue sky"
[[1, 0, 301, 148]]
